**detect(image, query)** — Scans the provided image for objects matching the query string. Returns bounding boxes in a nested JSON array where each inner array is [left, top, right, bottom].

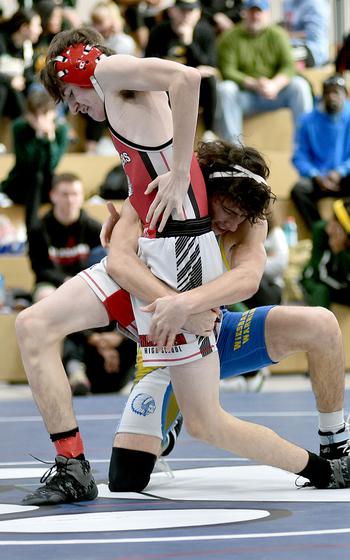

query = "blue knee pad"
[[108, 447, 157, 492]]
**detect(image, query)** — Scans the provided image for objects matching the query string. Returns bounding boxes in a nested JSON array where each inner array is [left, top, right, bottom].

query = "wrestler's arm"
[[95, 55, 201, 230], [107, 199, 218, 334], [107, 198, 175, 301], [145, 220, 268, 347]]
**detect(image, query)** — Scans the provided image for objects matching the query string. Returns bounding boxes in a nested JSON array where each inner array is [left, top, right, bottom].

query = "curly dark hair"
[[40, 27, 134, 103], [197, 140, 275, 224]]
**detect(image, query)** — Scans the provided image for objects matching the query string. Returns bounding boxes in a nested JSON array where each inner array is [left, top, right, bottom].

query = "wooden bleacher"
[[0, 153, 117, 199]]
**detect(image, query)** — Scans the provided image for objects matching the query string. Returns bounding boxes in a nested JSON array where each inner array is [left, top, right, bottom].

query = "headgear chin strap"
[[51, 43, 107, 88]]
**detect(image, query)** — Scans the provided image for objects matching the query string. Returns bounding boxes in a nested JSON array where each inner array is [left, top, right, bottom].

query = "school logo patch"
[[131, 393, 156, 416]]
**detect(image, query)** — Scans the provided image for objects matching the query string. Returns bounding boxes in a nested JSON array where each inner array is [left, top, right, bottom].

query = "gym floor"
[[1, 376, 350, 560]]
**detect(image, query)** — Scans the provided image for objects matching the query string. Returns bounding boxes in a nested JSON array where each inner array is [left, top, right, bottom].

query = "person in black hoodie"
[[27, 172, 136, 396], [145, 0, 219, 140], [28, 172, 102, 299]]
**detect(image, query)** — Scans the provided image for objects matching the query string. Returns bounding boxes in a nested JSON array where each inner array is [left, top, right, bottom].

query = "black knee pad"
[[108, 447, 157, 492]]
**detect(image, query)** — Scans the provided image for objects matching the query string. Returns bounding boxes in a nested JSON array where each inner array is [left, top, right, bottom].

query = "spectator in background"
[[63, 327, 136, 395], [291, 75, 350, 231], [281, 0, 330, 69], [33, 1, 66, 77], [27, 172, 135, 394], [0, 8, 42, 121], [91, 2, 137, 56], [0, 89, 69, 230], [146, 0, 219, 141], [112, 0, 169, 52], [216, 0, 313, 144], [17, 0, 81, 29], [300, 198, 350, 309], [27, 173, 103, 301], [86, 1, 138, 154], [201, 0, 242, 34]]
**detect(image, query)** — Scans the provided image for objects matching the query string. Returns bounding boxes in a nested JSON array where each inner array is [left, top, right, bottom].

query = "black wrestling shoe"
[[319, 424, 350, 460], [22, 455, 98, 505], [161, 414, 183, 457], [327, 456, 350, 488]]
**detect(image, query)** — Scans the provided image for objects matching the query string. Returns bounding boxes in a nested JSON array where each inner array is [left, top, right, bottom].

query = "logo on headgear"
[[52, 43, 106, 87], [131, 393, 156, 416]]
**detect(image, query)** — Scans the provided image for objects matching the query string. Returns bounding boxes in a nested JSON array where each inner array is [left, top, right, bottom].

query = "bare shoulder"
[[94, 54, 198, 94], [223, 219, 267, 253]]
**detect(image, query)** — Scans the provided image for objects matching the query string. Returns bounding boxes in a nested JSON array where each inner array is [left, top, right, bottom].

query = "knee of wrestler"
[[312, 307, 341, 344], [108, 447, 157, 492], [15, 305, 51, 351], [183, 415, 209, 442]]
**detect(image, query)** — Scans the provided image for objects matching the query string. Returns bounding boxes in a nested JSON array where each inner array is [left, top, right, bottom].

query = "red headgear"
[[52, 43, 106, 88]]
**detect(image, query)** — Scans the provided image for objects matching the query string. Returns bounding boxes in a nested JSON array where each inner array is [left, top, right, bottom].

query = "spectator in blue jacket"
[[282, 0, 330, 68], [291, 75, 350, 230]]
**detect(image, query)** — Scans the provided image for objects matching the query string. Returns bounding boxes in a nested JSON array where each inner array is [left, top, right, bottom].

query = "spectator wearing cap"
[[291, 75, 350, 231], [216, 0, 313, 143], [145, 0, 219, 142], [300, 197, 350, 308]]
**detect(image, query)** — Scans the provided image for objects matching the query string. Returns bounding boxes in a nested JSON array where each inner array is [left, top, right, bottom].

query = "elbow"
[[180, 66, 201, 90], [244, 275, 262, 300], [189, 66, 201, 88]]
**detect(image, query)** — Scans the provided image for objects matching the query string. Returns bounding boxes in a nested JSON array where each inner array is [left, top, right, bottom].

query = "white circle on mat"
[[0, 508, 269, 533]]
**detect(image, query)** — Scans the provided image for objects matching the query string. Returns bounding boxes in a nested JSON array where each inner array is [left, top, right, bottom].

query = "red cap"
[[52, 43, 106, 88]]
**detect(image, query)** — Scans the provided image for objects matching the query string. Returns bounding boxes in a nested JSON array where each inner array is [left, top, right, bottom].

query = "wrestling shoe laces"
[[22, 455, 98, 505], [327, 456, 350, 489], [319, 417, 350, 459]]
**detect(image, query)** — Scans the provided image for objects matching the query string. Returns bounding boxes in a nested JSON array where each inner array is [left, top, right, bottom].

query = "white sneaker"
[[246, 367, 270, 392], [69, 368, 91, 396], [220, 376, 247, 392]]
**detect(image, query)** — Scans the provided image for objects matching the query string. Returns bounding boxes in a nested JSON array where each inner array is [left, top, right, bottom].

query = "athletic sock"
[[50, 427, 85, 459], [318, 410, 345, 434], [297, 450, 332, 488]]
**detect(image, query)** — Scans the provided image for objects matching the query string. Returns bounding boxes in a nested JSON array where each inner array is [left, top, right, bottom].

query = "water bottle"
[[283, 216, 298, 247]]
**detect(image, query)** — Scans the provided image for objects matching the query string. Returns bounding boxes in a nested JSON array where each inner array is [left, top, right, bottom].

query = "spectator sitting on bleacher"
[[0, 89, 69, 230], [300, 198, 350, 309], [0, 8, 42, 122], [216, 0, 313, 144], [145, 0, 219, 142], [84, 1, 138, 155], [27, 171, 135, 395], [17, 0, 81, 29], [291, 75, 350, 231], [281, 0, 330, 69], [201, 0, 242, 34], [91, 1, 137, 56], [27, 172, 103, 302], [33, 1, 67, 78]]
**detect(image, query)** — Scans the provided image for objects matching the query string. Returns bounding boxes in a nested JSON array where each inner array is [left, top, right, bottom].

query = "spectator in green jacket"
[[0, 88, 69, 230], [301, 198, 350, 308], [215, 0, 313, 143]]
